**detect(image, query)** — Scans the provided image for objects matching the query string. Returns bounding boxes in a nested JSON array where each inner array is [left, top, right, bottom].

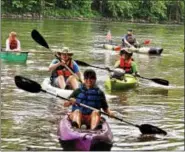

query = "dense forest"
[[1, 0, 184, 23]]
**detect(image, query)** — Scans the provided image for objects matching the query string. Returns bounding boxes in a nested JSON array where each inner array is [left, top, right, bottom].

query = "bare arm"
[[16, 40, 21, 51], [123, 37, 132, 47], [48, 60, 61, 72], [5, 39, 10, 51], [114, 60, 120, 68], [103, 108, 114, 117]]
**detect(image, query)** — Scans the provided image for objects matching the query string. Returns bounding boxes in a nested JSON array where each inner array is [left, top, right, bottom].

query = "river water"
[[1, 19, 184, 151]]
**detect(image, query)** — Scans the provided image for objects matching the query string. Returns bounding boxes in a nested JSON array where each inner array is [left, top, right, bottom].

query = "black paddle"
[[75, 60, 169, 86], [31, 29, 50, 49], [31, 29, 82, 83], [14, 75, 167, 135]]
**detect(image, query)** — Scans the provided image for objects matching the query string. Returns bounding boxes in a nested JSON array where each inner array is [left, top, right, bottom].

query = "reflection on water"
[[1, 19, 184, 151]]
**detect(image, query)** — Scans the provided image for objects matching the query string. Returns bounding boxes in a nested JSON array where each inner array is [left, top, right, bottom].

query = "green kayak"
[[0, 51, 28, 63], [104, 74, 138, 90]]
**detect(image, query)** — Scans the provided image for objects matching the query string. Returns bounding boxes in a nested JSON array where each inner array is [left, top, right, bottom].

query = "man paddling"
[[122, 29, 139, 48], [64, 69, 114, 129], [114, 49, 140, 77], [49, 47, 82, 90]]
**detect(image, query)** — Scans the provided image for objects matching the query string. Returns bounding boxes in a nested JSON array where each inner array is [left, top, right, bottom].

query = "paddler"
[[5, 31, 21, 51], [63, 69, 114, 129], [48, 47, 82, 90], [121, 29, 139, 48], [114, 49, 140, 77]]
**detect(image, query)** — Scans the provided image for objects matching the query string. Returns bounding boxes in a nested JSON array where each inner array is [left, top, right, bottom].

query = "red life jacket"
[[119, 57, 132, 73], [9, 39, 18, 50], [56, 60, 74, 77]]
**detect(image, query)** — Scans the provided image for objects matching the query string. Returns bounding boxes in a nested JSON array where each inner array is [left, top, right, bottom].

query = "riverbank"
[[2, 13, 183, 25]]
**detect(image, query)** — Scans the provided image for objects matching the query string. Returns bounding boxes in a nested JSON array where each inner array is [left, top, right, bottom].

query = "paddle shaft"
[[136, 75, 169, 86], [55, 55, 82, 83], [75, 60, 169, 86], [31, 29, 82, 83], [40, 87, 137, 127], [14, 75, 167, 135]]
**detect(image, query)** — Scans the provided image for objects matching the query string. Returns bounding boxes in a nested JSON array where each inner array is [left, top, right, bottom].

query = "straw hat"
[[54, 47, 73, 56]]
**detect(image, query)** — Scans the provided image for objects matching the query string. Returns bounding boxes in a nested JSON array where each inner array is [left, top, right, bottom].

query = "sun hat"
[[54, 47, 73, 56]]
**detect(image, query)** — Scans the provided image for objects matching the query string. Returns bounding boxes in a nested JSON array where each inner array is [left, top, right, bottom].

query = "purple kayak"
[[57, 115, 113, 151]]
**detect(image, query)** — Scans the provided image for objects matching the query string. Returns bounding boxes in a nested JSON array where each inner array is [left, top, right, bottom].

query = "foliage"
[[1, 0, 184, 23]]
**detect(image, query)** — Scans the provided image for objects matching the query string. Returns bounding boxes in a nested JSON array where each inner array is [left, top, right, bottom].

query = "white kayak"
[[103, 44, 163, 55], [41, 78, 117, 100]]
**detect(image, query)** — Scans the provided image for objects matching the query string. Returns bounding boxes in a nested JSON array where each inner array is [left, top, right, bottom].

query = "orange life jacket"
[[56, 60, 74, 77], [9, 39, 18, 50], [119, 57, 132, 73]]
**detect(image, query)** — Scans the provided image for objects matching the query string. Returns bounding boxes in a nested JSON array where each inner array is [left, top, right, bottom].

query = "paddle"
[[75, 60, 169, 86], [31, 29, 82, 83], [114, 40, 151, 51], [136, 75, 169, 86], [14, 75, 167, 135]]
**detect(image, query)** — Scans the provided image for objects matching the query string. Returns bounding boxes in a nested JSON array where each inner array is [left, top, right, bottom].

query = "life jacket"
[[72, 85, 103, 115], [51, 59, 74, 80], [126, 34, 135, 44], [119, 57, 132, 73], [9, 39, 18, 50]]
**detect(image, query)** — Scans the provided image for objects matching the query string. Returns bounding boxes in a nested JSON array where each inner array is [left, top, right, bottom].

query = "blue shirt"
[[50, 59, 80, 73]]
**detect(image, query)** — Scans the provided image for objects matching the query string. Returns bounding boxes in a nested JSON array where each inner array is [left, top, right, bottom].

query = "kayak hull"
[[105, 74, 138, 90], [58, 115, 113, 151], [103, 44, 163, 55], [0, 51, 28, 63], [41, 78, 117, 100]]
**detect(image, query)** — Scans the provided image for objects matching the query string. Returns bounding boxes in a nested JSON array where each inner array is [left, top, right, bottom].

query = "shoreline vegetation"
[[1, 0, 184, 25], [1, 13, 183, 25]]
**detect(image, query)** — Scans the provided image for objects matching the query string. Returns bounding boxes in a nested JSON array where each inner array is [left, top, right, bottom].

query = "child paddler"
[[64, 69, 114, 129], [114, 49, 140, 77]]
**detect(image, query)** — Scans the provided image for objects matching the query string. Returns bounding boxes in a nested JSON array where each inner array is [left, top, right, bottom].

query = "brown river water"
[[1, 19, 184, 151]]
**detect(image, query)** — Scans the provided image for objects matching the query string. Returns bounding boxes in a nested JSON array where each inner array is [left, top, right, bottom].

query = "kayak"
[[105, 74, 138, 90], [103, 44, 163, 55], [41, 78, 117, 100], [57, 115, 113, 151], [0, 51, 28, 63]]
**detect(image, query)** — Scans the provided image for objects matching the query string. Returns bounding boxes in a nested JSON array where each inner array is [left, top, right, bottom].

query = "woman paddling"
[[63, 69, 114, 129], [49, 47, 82, 90], [5, 31, 21, 51]]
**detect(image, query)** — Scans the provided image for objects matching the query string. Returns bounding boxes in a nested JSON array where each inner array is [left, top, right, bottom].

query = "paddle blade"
[[138, 124, 167, 135], [151, 78, 169, 86], [31, 29, 49, 49], [75, 60, 90, 67], [144, 40, 151, 45], [114, 46, 121, 51], [14, 76, 41, 93]]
